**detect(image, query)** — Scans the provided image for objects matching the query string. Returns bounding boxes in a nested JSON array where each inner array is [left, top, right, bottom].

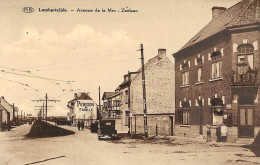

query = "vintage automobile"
[[98, 120, 119, 140]]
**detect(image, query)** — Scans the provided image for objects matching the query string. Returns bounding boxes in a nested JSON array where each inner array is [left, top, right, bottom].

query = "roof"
[[131, 55, 163, 81], [102, 92, 118, 100], [68, 92, 94, 103], [119, 71, 140, 88], [0, 104, 8, 112], [177, 0, 260, 53]]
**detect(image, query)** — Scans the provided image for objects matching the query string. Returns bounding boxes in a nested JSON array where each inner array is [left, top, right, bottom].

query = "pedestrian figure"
[[216, 124, 221, 142], [206, 124, 211, 142], [81, 121, 85, 130], [221, 123, 227, 143], [7, 121, 11, 131], [77, 120, 81, 131], [2, 121, 7, 131]]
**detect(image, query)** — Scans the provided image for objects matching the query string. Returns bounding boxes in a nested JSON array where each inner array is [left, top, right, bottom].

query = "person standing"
[[216, 124, 221, 142], [206, 124, 211, 142], [7, 121, 11, 131], [2, 121, 6, 131], [221, 123, 227, 143], [81, 121, 85, 131], [77, 120, 81, 131]]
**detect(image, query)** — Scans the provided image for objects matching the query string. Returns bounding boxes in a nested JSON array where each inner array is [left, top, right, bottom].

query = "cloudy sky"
[[0, 0, 240, 116]]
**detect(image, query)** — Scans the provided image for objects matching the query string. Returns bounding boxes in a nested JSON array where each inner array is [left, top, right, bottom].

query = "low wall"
[[132, 115, 172, 136]]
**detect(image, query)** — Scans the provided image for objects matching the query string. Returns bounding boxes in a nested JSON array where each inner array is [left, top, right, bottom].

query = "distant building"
[[67, 92, 97, 126], [101, 91, 123, 133], [173, 0, 260, 142], [0, 97, 14, 122]]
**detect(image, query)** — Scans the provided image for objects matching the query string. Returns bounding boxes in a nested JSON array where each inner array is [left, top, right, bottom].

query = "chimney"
[[212, 6, 226, 19], [158, 48, 166, 58], [74, 93, 77, 99]]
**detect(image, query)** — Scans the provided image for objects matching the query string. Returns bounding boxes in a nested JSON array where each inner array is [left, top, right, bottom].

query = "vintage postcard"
[[0, 0, 259, 164]]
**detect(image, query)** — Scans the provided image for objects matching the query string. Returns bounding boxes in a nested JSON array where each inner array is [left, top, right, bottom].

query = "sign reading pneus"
[[22, 7, 34, 13]]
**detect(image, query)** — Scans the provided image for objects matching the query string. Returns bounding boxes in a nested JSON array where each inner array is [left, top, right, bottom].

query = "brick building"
[[130, 49, 175, 136], [173, 0, 260, 142], [118, 72, 139, 134]]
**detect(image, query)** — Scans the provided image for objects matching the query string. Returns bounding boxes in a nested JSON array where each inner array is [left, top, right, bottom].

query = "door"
[[238, 106, 254, 138], [170, 116, 174, 136]]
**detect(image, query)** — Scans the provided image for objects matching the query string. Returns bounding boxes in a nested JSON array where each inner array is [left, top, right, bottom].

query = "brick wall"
[[175, 32, 232, 126], [133, 115, 172, 136], [231, 30, 260, 126], [174, 27, 260, 140], [130, 52, 175, 115]]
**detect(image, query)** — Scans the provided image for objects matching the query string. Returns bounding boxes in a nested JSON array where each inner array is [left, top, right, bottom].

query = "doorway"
[[238, 106, 254, 138], [170, 116, 174, 136]]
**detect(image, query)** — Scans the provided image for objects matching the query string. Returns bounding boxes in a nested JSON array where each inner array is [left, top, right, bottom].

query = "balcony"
[[102, 110, 121, 119], [232, 69, 257, 86]]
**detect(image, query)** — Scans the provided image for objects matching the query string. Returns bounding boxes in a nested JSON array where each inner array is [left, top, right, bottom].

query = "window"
[[212, 108, 223, 125], [125, 90, 128, 104], [125, 112, 130, 126], [211, 60, 222, 79], [237, 44, 254, 69], [210, 51, 222, 79], [112, 101, 120, 110], [198, 67, 202, 82], [182, 71, 189, 85], [237, 44, 254, 54], [183, 108, 190, 125]]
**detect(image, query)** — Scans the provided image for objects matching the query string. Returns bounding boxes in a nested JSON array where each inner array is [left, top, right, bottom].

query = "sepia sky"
[[0, 0, 240, 116]]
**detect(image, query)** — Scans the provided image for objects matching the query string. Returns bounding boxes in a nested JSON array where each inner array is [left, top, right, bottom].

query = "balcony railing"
[[232, 69, 257, 85], [102, 110, 121, 119]]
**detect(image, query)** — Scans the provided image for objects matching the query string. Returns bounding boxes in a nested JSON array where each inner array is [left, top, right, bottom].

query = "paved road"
[[0, 124, 259, 165]]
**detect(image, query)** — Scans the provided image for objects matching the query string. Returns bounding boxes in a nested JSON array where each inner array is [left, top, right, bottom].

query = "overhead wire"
[[0, 66, 72, 92], [0, 76, 39, 92]]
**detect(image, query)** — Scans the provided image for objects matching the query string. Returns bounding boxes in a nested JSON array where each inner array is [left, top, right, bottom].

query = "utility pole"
[[99, 86, 101, 119], [139, 44, 148, 138], [13, 103, 15, 122], [32, 93, 60, 122], [21, 110, 22, 119], [17, 109, 19, 120], [34, 103, 53, 120]]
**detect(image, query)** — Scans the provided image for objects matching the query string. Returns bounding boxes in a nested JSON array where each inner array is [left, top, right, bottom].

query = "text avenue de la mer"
[[38, 7, 138, 13]]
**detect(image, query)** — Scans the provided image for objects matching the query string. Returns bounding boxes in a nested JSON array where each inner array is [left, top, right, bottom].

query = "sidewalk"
[[166, 135, 247, 147]]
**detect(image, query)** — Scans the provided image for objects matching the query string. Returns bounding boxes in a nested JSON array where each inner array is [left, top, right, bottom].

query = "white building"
[[67, 93, 97, 126]]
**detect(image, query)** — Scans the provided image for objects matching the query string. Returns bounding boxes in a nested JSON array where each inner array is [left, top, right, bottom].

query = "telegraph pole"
[[140, 44, 148, 138], [13, 103, 15, 122], [45, 93, 48, 121], [32, 93, 60, 122], [99, 86, 101, 119]]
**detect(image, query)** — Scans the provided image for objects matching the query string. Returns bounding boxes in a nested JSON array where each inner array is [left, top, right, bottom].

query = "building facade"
[[173, 0, 260, 142], [0, 97, 14, 122], [67, 92, 97, 126], [102, 91, 126, 133], [130, 49, 175, 136], [118, 72, 139, 134]]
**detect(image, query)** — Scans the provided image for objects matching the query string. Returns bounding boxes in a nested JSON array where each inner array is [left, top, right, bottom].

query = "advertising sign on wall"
[[74, 100, 97, 120]]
